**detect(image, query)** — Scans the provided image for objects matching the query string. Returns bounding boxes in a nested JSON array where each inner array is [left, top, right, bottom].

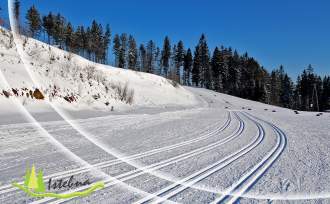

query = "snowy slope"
[[0, 27, 197, 112], [0, 27, 330, 204]]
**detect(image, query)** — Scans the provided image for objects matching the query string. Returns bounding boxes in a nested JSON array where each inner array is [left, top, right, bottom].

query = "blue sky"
[[1, 0, 329, 79]]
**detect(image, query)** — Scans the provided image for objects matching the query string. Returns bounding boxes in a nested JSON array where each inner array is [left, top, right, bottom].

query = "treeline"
[[12, 2, 330, 111], [295, 66, 330, 111], [24, 5, 111, 63]]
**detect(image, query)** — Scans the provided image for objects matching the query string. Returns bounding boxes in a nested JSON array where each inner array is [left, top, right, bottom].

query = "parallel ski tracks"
[[134, 112, 265, 204], [210, 112, 287, 204], [1, 111, 287, 204], [0, 112, 231, 196], [132, 111, 287, 204], [31, 112, 245, 204]]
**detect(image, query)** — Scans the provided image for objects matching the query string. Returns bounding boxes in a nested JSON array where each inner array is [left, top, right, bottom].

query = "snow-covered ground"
[[0, 28, 329, 204], [0, 27, 197, 113]]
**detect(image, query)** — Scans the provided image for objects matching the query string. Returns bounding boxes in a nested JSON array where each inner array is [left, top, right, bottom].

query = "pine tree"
[[127, 35, 138, 70], [198, 34, 211, 89], [227, 50, 241, 95], [146, 40, 156, 73], [53, 13, 66, 48], [211, 47, 222, 91], [139, 44, 147, 72], [42, 12, 54, 44], [298, 65, 315, 110], [90, 20, 103, 62], [161, 36, 171, 77], [321, 76, 330, 111], [192, 45, 201, 87], [119, 33, 127, 68], [86, 26, 93, 60], [183, 49, 193, 86], [168, 45, 178, 81], [26, 5, 42, 37], [112, 34, 121, 67], [65, 22, 73, 51], [175, 40, 185, 83], [103, 24, 111, 63], [80, 26, 87, 57], [219, 47, 230, 93], [295, 65, 325, 111], [74, 26, 85, 56], [270, 70, 281, 105], [280, 72, 294, 108], [154, 47, 161, 75]]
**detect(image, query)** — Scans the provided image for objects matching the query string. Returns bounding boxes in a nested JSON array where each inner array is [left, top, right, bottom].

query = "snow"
[[0, 27, 197, 114], [0, 28, 329, 204]]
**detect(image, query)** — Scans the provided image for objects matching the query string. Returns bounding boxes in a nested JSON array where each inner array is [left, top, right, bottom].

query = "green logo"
[[12, 165, 105, 199]]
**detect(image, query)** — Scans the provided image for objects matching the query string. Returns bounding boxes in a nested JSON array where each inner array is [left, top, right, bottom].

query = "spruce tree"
[[86, 27, 93, 60], [127, 35, 138, 70], [227, 50, 241, 95], [169, 44, 178, 81], [154, 47, 161, 75], [26, 5, 42, 37], [321, 76, 330, 111], [175, 40, 185, 83], [146, 40, 156, 73], [192, 45, 201, 87], [74, 26, 86, 57], [270, 70, 281, 105], [90, 20, 102, 62], [65, 22, 73, 51], [161, 36, 171, 77], [219, 47, 230, 93], [276, 65, 294, 108], [42, 13, 54, 44], [183, 49, 193, 86], [112, 34, 121, 67], [211, 47, 222, 92], [119, 33, 127, 68], [198, 34, 211, 89], [97, 23, 105, 63], [139, 44, 147, 72], [53, 13, 65, 48]]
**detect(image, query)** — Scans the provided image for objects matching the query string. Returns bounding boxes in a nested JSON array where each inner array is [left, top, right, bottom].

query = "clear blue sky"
[[1, 0, 329, 79]]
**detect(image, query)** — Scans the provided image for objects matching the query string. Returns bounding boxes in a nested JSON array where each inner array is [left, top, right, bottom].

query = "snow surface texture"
[[0, 28, 329, 204], [0, 27, 197, 113]]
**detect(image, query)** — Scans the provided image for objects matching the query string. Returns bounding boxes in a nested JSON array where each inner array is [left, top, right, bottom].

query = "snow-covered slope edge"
[[0, 27, 197, 112]]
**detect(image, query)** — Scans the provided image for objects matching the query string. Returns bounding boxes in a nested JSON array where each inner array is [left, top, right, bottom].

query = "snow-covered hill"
[[0, 27, 197, 112], [1, 27, 330, 204]]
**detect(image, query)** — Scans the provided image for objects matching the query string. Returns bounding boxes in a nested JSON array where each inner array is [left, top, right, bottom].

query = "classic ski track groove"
[[0, 112, 231, 196], [31, 112, 245, 204], [211, 111, 287, 204], [134, 111, 265, 204]]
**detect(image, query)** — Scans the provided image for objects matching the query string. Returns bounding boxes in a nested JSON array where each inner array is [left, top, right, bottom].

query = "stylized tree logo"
[[24, 165, 46, 193], [12, 165, 105, 199]]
